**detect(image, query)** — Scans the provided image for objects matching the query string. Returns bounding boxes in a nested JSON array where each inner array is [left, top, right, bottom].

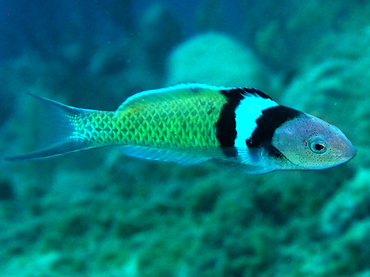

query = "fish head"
[[271, 114, 356, 170]]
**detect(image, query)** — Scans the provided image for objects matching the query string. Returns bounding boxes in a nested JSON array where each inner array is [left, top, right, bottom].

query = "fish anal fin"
[[120, 145, 210, 166], [214, 160, 274, 175]]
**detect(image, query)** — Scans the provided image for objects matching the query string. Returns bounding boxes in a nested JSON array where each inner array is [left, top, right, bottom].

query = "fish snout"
[[347, 144, 357, 160], [338, 141, 357, 163]]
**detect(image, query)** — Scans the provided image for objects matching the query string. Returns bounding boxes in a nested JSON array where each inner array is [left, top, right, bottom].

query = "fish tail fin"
[[5, 94, 93, 161]]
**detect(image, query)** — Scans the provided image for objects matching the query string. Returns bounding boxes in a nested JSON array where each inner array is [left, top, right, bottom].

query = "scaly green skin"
[[72, 111, 117, 147], [73, 89, 227, 150]]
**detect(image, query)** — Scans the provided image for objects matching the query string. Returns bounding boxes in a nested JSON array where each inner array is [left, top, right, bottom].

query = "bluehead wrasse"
[[5, 84, 356, 174]]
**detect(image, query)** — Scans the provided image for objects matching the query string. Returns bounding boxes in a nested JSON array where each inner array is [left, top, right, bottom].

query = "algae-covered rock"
[[325, 220, 370, 275], [251, 0, 363, 71], [281, 58, 358, 129], [321, 168, 370, 237], [280, 29, 370, 171], [166, 32, 270, 90]]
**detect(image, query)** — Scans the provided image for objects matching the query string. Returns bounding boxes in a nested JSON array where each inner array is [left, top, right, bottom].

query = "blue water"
[[1, 0, 254, 61]]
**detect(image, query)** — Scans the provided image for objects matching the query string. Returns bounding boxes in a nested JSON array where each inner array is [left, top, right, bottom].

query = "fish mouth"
[[336, 145, 357, 165], [343, 145, 357, 160]]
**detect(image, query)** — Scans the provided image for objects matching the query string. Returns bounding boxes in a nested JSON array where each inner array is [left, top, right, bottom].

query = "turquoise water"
[[0, 0, 368, 276]]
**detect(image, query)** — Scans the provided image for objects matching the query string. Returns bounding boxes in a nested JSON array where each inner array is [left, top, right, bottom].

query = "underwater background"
[[0, 0, 369, 276]]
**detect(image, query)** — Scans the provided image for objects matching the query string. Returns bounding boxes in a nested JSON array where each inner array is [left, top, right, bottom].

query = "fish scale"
[[112, 94, 226, 149], [70, 93, 225, 150]]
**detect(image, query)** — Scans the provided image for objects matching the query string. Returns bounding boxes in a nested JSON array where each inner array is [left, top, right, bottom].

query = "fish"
[[5, 83, 356, 174]]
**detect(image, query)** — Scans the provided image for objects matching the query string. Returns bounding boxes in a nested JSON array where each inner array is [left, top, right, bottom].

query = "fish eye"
[[309, 138, 327, 154]]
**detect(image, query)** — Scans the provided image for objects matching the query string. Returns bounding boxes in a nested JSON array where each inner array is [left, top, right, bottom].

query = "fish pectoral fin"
[[233, 148, 275, 174], [120, 145, 210, 166]]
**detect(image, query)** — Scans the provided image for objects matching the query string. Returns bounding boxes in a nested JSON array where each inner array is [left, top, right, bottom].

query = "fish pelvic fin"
[[5, 94, 96, 161]]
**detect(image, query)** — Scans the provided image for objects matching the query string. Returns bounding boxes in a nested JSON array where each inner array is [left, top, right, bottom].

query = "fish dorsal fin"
[[235, 87, 272, 100], [120, 145, 210, 166], [115, 83, 227, 115]]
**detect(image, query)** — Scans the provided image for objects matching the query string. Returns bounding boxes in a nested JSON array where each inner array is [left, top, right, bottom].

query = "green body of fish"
[[78, 87, 225, 149]]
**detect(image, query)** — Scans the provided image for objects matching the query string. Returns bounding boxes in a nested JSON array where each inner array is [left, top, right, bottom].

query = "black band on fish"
[[246, 105, 302, 148], [215, 89, 246, 157]]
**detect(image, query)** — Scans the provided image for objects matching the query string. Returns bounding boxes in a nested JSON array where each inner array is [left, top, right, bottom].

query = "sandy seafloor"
[[1, 0, 370, 276]]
